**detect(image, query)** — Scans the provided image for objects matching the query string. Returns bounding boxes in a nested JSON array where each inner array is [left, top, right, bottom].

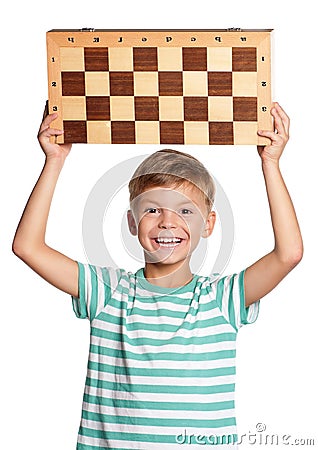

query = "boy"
[[13, 103, 302, 449]]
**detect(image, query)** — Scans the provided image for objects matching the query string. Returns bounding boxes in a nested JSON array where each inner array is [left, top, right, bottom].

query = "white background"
[[2, 1, 317, 448]]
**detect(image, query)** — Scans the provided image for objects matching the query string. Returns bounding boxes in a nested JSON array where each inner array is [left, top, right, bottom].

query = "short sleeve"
[[71, 262, 122, 321], [214, 269, 259, 331]]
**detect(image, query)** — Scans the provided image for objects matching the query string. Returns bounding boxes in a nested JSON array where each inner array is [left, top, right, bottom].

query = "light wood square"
[[108, 47, 133, 71], [62, 97, 86, 120], [110, 97, 135, 120], [209, 97, 233, 121], [158, 47, 183, 71], [183, 72, 208, 96], [136, 121, 160, 144], [234, 121, 258, 144], [85, 72, 109, 96], [159, 96, 184, 121], [184, 122, 209, 145], [232, 72, 258, 96], [60, 48, 85, 71], [134, 72, 158, 96], [87, 121, 111, 143], [207, 47, 232, 71]]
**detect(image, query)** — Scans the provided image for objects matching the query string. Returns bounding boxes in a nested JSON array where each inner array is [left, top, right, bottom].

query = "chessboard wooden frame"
[[46, 29, 273, 145]]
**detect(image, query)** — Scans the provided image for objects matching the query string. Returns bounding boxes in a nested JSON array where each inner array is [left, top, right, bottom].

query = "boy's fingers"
[[271, 107, 286, 136], [274, 102, 290, 123], [258, 103, 290, 149], [38, 113, 58, 134], [46, 127, 63, 136], [258, 129, 287, 147], [42, 101, 49, 121], [258, 129, 277, 140], [39, 126, 63, 139], [272, 103, 290, 135]]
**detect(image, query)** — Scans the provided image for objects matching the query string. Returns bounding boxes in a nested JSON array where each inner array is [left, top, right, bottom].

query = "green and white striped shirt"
[[72, 262, 259, 449]]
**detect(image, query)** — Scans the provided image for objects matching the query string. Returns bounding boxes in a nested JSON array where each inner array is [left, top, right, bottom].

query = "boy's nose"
[[158, 209, 178, 229]]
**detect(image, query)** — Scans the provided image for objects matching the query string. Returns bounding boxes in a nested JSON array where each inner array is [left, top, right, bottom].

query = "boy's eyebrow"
[[137, 196, 160, 205]]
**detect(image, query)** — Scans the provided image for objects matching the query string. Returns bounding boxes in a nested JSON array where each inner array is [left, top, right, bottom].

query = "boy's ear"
[[201, 211, 216, 238], [127, 209, 138, 236]]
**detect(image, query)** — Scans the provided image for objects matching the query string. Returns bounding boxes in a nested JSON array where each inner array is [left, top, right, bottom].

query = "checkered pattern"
[[59, 46, 259, 144]]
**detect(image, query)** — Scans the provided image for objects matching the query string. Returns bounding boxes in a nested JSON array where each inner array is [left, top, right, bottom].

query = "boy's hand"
[[38, 113, 72, 162], [257, 102, 290, 164]]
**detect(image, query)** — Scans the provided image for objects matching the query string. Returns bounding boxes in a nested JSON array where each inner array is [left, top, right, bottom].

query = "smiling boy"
[[127, 152, 216, 287], [13, 103, 302, 449]]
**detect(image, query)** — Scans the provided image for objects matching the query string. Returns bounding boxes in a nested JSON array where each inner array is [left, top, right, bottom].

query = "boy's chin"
[[143, 250, 191, 266]]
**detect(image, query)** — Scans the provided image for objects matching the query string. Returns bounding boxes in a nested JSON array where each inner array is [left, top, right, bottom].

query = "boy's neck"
[[143, 261, 193, 288]]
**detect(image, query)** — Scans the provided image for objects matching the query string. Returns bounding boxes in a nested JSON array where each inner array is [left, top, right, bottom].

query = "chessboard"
[[46, 29, 273, 145]]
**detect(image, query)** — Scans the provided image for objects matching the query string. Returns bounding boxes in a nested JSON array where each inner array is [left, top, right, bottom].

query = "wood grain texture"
[[208, 72, 232, 96], [84, 47, 109, 71], [46, 29, 273, 145]]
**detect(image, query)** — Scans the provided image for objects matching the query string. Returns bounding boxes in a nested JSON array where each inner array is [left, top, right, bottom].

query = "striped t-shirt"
[[72, 262, 259, 450]]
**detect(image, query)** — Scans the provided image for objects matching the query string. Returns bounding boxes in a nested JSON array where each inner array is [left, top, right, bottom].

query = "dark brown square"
[[133, 48, 158, 71], [209, 122, 234, 145], [84, 47, 109, 71], [159, 72, 183, 96], [160, 122, 184, 144], [63, 121, 87, 143], [109, 72, 134, 96], [232, 47, 257, 72], [182, 48, 207, 71], [86, 97, 110, 120], [111, 121, 135, 144], [184, 97, 208, 121], [233, 97, 258, 121], [208, 72, 232, 96], [61, 72, 85, 96], [135, 97, 159, 121]]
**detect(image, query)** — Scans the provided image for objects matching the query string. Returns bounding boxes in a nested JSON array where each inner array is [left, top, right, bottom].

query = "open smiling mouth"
[[153, 237, 184, 248]]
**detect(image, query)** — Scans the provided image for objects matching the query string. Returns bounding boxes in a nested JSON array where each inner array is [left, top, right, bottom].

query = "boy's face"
[[127, 183, 216, 266]]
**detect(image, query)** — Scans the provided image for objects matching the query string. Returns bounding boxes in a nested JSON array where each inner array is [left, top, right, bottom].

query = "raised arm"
[[12, 113, 79, 297], [244, 103, 303, 307]]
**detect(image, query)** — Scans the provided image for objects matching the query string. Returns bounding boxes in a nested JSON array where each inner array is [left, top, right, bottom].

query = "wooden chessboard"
[[46, 29, 273, 145]]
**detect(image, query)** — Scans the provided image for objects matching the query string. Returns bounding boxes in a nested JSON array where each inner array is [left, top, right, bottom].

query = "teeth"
[[155, 238, 182, 243]]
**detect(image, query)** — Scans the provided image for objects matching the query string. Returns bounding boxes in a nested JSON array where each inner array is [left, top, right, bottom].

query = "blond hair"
[[128, 149, 215, 211]]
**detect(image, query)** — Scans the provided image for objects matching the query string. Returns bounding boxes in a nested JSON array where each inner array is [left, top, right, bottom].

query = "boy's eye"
[[144, 207, 193, 214], [180, 208, 193, 215], [145, 208, 159, 214]]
